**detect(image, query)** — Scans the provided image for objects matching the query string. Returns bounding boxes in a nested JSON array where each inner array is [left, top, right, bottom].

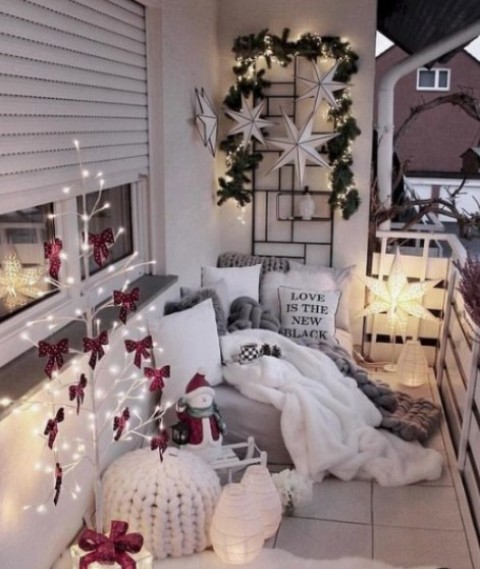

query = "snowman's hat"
[[184, 372, 214, 400]]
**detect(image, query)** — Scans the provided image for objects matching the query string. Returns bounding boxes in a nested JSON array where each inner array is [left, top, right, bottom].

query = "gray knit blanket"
[[226, 296, 441, 442], [302, 338, 441, 443]]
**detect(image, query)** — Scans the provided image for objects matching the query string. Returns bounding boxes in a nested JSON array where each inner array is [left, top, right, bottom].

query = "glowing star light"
[[267, 108, 338, 187], [359, 248, 439, 337], [0, 251, 45, 310], [194, 87, 218, 156], [296, 62, 348, 112], [225, 95, 275, 146]]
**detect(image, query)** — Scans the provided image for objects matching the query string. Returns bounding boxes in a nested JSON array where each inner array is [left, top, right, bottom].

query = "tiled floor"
[[265, 370, 478, 569]]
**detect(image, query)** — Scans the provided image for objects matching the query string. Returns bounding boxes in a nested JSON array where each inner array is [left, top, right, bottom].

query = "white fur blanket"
[[221, 330, 443, 486]]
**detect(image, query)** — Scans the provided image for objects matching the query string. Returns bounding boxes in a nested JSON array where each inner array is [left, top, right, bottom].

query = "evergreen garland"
[[217, 28, 361, 220]]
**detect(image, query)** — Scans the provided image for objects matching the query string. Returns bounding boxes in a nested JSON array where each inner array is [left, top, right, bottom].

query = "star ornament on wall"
[[358, 249, 440, 338], [194, 87, 218, 157], [225, 95, 275, 146], [296, 62, 348, 112], [266, 108, 338, 188]]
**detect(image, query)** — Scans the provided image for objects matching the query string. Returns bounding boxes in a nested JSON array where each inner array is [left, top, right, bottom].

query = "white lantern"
[[241, 465, 282, 539], [210, 483, 264, 564], [397, 339, 428, 387]]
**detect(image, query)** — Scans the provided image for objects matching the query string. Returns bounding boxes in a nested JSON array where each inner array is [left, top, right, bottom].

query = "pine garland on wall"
[[217, 28, 361, 220]]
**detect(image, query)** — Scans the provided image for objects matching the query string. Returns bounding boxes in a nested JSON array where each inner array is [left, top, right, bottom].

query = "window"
[[417, 68, 450, 91]]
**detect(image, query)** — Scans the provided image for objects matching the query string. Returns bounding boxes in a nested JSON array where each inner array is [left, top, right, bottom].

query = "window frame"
[[416, 67, 451, 91], [0, 179, 150, 368]]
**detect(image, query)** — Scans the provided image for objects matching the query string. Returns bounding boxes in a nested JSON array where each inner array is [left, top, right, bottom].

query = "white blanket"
[[221, 330, 443, 486]]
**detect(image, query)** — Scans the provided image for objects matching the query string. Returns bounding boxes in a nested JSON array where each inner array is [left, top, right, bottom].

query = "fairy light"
[[0, 397, 11, 407]]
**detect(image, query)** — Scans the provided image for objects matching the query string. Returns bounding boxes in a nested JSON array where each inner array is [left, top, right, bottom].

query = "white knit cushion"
[[102, 448, 221, 560]]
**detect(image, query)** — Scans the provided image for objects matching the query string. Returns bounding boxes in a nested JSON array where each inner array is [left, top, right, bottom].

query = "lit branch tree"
[[21, 141, 170, 541]]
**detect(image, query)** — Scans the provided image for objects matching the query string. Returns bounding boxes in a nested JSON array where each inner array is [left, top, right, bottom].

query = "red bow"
[[69, 374, 88, 415], [83, 331, 109, 369], [44, 238, 63, 281], [88, 228, 115, 267], [124, 335, 152, 368], [113, 408, 130, 441], [77, 520, 144, 569], [53, 462, 63, 506], [113, 287, 140, 324], [144, 365, 170, 393], [151, 430, 169, 462], [44, 408, 65, 449], [38, 339, 69, 379]]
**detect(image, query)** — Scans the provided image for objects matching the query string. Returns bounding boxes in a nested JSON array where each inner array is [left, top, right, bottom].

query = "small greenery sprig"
[[217, 28, 361, 219]]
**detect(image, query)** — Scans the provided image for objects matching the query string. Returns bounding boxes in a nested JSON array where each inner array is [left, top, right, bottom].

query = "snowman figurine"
[[175, 372, 226, 463]]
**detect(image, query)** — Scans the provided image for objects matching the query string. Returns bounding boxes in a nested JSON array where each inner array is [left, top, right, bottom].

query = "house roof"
[[377, 0, 480, 59]]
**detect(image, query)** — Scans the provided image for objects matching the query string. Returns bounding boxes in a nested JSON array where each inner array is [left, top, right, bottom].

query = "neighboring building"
[[375, 45, 480, 215]]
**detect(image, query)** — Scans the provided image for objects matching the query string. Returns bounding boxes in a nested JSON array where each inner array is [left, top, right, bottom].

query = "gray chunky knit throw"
[[303, 338, 441, 443]]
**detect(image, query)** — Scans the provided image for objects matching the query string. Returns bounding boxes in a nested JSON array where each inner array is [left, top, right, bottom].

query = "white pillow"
[[278, 286, 340, 341], [148, 298, 222, 406], [261, 264, 354, 331], [202, 265, 262, 314]]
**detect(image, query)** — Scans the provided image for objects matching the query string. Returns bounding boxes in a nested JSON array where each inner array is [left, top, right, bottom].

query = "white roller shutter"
[[0, 0, 148, 198]]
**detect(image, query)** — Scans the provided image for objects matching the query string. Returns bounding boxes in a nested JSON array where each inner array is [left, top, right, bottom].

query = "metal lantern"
[[241, 465, 282, 539], [397, 339, 429, 387], [210, 483, 264, 564]]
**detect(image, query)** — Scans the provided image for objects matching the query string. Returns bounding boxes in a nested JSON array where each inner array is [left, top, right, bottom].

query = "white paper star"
[[266, 109, 338, 187], [296, 62, 348, 112], [358, 249, 439, 337], [225, 95, 275, 146], [194, 88, 218, 156], [0, 251, 45, 311]]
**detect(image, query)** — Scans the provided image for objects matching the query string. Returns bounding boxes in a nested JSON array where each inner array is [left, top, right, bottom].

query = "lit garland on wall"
[[217, 28, 361, 219]]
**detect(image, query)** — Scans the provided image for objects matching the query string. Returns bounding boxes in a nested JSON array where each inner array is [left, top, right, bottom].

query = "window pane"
[[418, 70, 435, 88], [0, 204, 55, 321], [438, 70, 449, 88], [78, 184, 133, 278]]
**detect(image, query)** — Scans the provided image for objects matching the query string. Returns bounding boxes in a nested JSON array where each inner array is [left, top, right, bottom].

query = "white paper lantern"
[[241, 465, 282, 539], [397, 339, 428, 387], [210, 483, 264, 564]]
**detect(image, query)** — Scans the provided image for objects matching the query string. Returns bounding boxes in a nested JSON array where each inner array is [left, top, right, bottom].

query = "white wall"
[[160, 0, 222, 287], [216, 0, 377, 341]]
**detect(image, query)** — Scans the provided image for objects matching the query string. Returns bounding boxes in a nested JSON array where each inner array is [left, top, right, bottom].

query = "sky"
[[375, 32, 480, 60]]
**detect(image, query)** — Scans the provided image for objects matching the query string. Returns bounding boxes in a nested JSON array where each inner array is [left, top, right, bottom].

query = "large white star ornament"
[[358, 248, 439, 338], [225, 95, 275, 146], [0, 250, 45, 311], [297, 62, 348, 112], [266, 108, 338, 187], [194, 87, 218, 156]]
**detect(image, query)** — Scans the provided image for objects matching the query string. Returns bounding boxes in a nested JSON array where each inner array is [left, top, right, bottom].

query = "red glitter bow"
[[124, 335, 152, 368], [44, 238, 63, 281], [53, 462, 63, 506], [144, 365, 170, 393], [77, 520, 144, 569], [44, 408, 65, 449], [113, 407, 130, 441], [38, 339, 69, 379], [69, 374, 88, 415], [151, 430, 169, 462], [113, 287, 140, 324], [83, 331, 109, 369], [88, 228, 115, 267]]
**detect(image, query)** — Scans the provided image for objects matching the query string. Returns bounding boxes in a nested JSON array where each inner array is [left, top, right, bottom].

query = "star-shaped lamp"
[[266, 108, 338, 187], [358, 248, 439, 338], [225, 95, 275, 146], [0, 250, 46, 311], [194, 87, 218, 156], [296, 62, 348, 112]]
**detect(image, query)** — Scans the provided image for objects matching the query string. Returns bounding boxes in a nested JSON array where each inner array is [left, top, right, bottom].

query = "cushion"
[[217, 251, 290, 275], [278, 286, 340, 342], [261, 264, 355, 332], [202, 264, 262, 313], [148, 299, 222, 406], [181, 278, 229, 321]]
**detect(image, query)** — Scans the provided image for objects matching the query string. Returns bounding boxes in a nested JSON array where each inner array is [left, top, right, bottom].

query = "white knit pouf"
[[102, 447, 221, 560]]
